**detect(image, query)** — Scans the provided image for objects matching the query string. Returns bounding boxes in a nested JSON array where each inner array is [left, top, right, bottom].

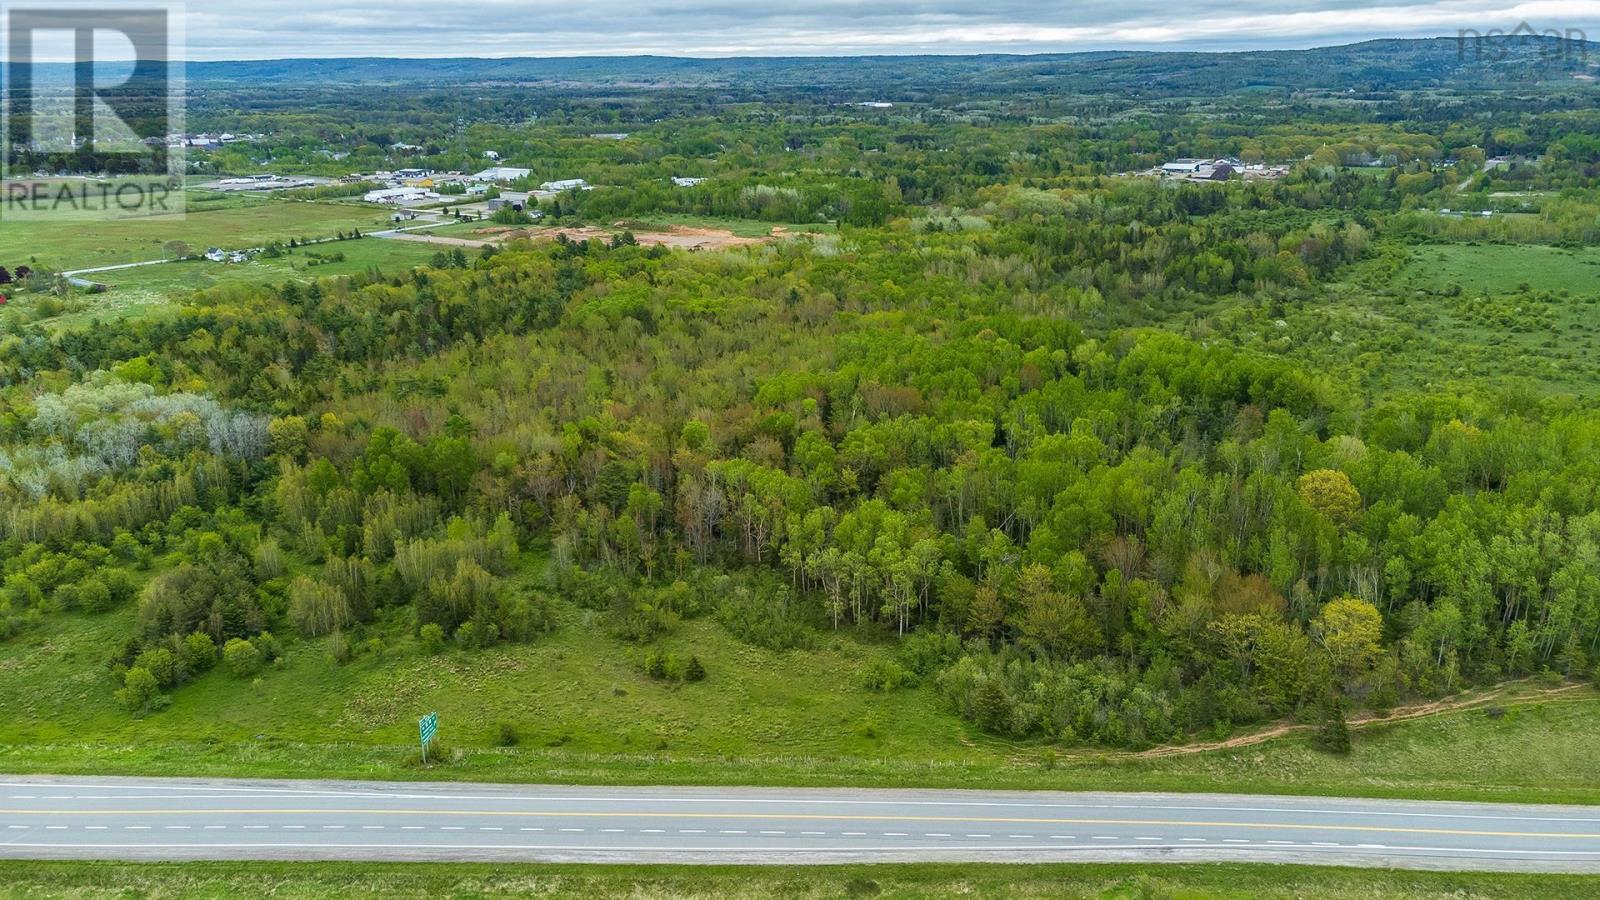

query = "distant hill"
[[180, 37, 1599, 95]]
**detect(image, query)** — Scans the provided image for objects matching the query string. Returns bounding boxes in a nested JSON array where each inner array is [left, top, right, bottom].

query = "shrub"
[[77, 577, 114, 613], [861, 657, 916, 692], [683, 655, 707, 682], [254, 630, 283, 662], [716, 588, 813, 651], [223, 637, 263, 678], [182, 632, 217, 672], [898, 629, 962, 675], [1312, 694, 1352, 754], [496, 722, 519, 747], [115, 666, 161, 712], [612, 600, 679, 644], [133, 647, 179, 687], [419, 622, 445, 653], [639, 648, 705, 683]]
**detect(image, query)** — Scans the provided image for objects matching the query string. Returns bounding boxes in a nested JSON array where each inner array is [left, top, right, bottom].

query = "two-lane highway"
[[2, 776, 1599, 871]]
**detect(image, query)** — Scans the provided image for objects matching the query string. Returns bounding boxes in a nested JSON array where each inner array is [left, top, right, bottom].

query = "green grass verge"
[[0, 861, 1594, 899], [4, 600, 1600, 804]]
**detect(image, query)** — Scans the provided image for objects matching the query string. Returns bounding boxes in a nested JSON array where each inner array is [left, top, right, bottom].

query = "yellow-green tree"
[[1297, 469, 1362, 524], [1313, 596, 1384, 680]]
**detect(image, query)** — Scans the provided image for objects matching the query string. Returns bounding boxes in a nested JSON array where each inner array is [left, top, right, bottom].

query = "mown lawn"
[[4, 592, 1600, 804]]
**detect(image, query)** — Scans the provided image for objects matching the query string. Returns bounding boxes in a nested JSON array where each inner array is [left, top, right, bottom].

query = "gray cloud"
[[173, 0, 1600, 58]]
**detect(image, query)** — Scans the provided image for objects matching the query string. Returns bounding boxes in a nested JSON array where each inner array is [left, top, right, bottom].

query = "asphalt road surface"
[[2, 776, 1599, 872]]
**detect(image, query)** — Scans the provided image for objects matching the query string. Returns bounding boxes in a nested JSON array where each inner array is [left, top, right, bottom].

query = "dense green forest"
[[5, 42, 1600, 755]]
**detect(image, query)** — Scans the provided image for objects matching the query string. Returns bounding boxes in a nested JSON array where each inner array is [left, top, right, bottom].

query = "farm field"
[[0, 237, 442, 327], [0, 193, 395, 272]]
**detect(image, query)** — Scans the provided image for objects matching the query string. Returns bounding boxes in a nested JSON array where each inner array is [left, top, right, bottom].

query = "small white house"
[[671, 176, 706, 187], [483, 150, 501, 161]]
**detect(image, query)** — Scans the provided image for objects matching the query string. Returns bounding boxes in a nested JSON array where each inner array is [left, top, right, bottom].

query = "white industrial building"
[[364, 187, 436, 204], [473, 166, 531, 182], [540, 178, 589, 192]]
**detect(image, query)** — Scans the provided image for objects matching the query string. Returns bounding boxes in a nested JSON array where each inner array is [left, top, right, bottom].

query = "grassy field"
[[1235, 241, 1600, 395], [4, 590, 1600, 804], [1, 237, 443, 327], [1, 861, 1595, 899], [1396, 243, 1600, 295], [0, 192, 395, 271]]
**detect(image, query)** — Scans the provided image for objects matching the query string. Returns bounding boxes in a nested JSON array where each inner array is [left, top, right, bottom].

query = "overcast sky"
[[99, 0, 1600, 59]]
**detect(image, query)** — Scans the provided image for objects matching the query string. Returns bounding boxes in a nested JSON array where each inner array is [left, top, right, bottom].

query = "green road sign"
[[419, 712, 438, 762]]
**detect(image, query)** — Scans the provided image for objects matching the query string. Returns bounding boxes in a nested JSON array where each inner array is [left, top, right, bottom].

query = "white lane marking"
[[842, 831, 866, 836], [679, 829, 706, 834], [1267, 840, 1292, 845], [442, 826, 465, 831], [641, 829, 665, 834], [1180, 837, 1206, 842], [1093, 836, 1118, 841], [85, 826, 108, 831], [559, 828, 584, 833], [44, 826, 67, 830], [1136, 837, 1160, 841], [926, 833, 952, 838], [282, 825, 304, 830], [6, 840, 1600, 857], [363, 826, 385, 830], [884, 832, 908, 837], [519, 828, 542, 832], [1007, 834, 1030, 839], [1223, 839, 1250, 844], [1359, 843, 1387, 849], [719, 830, 747, 835], [16, 781, 1593, 827], [600, 829, 624, 833], [1313, 841, 1338, 846], [124, 826, 150, 830], [800, 831, 825, 836], [966, 833, 991, 838], [164, 825, 189, 830], [480, 827, 503, 832], [322, 825, 344, 830], [6, 825, 29, 830], [1050, 835, 1075, 840], [243, 825, 268, 830], [203, 825, 226, 830]]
